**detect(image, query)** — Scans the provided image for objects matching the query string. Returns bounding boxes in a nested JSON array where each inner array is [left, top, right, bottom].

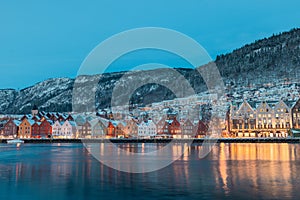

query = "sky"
[[0, 0, 300, 89]]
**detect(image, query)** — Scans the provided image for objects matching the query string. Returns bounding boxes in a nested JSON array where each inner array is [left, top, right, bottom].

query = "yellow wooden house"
[[18, 118, 34, 138]]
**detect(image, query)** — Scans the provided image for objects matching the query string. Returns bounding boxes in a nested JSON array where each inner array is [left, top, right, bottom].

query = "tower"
[[31, 104, 38, 116]]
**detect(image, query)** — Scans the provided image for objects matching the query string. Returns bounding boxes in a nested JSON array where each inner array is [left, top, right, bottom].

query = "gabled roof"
[[284, 100, 297, 109], [237, 100, 255, 113], [52, 120, 63, 126], [183, 118, 193, 125], [117, 121, 126, 127], [27, 119, 36, 126], [32, 121, 41, 126], [13, 120, 21, 126], [69, 121, 77, 127]]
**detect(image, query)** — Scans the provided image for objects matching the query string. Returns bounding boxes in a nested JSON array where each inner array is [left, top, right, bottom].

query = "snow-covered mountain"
[[1, 28, 300, 114], [0, 78, 74, 114]]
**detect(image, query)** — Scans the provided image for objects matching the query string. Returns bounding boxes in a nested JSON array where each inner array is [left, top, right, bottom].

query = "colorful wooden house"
[[124, 119, 138, 137], [3, 119, 20, 138], [156, 117, 167, 135], [180, 119, 195, 138], [138, 120, 157, 138], [31, 122, 41, 138], [106, 121, 116, 137], [169, 117, 181, 136], [61, 120, 77, 138], [194, 120, 208, 138], [115, 122, 126, 138], [52, 120, 63, 138], [80, 121, 92, 138], [90, 119, 107, 138], [39, 120, 53, 138], [291, 99, 300, 129], [19, 118, 35, 138]]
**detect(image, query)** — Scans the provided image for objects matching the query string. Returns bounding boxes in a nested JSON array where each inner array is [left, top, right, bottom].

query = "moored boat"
[[7, 139, 25, 144]]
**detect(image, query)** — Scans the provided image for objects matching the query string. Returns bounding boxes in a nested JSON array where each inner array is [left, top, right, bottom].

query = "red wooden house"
[[106, 121, 116, 137], [169, 117, 181, 135], [3, 118, 19, 138], [156, 117, 181, 137], [39, 120, 52, 138], [31, 122, 41, 138], [194, 120, 208, 138]]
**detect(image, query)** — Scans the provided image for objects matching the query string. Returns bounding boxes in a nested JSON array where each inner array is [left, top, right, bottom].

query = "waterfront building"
[[39, 120, 53, 138], [180, 119, 195, 138], [229, 99, 295, 137], [19, 118, 35, 138], [115, 122, 126, 138], [291, 98, 300, 129], [138, 120, 157, 138], [273, 100, 293, 137], [230, 100, 256, 137], [106, 121, 116, 138], [169, 117, 181, 136], [61, 120, 77, 138], [80, 121, 92, 138], [31, 122, 41, 138], [2, 119, 20, 138], [91, 119, 106, 138], [52, 120, 63, 138], [156, 117, 167, 135], [194, 120, 208, 138], [124, 119, 138, 137]]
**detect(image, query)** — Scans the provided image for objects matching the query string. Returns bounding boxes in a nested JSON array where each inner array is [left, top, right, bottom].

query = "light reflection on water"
[[0, 143, 300, 199]]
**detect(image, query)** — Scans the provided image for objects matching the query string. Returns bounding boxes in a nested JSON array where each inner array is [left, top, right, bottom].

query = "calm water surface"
[[1, 143, 300, 200]]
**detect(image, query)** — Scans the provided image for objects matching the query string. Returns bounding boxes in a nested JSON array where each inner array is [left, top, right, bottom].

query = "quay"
[[1, 138, 300, 144]]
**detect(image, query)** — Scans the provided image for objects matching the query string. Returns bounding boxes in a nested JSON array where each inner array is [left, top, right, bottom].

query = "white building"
[[52, 120, 63, 138], [61, 120, 77, 138], [138, 120, 157, 138], [90, 118, 107, 138]]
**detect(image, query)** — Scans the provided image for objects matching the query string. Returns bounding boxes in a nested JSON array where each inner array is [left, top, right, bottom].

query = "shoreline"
[[1, 138, 300, 144]]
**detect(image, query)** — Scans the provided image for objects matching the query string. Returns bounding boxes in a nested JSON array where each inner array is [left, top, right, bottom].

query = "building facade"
[[3, 119, 19, 138], [229, 100, 294, 137]]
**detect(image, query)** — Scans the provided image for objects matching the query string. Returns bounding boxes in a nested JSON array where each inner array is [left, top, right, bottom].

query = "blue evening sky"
[[0, 0, 299, 89]]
